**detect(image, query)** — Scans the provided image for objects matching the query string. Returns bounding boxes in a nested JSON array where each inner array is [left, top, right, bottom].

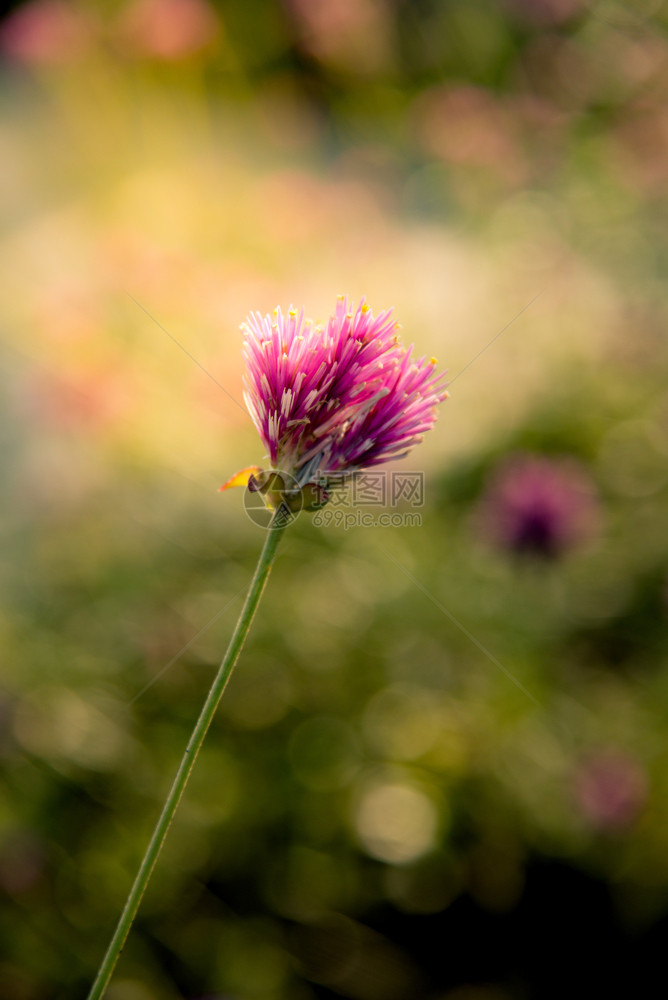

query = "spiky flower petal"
[[242, 296, 448, 483]]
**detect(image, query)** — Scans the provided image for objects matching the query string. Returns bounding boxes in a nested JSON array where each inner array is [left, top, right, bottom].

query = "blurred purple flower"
[[478, 453, 598, 558], [574, 749, 647, 831], [241, 296, 448, 485]]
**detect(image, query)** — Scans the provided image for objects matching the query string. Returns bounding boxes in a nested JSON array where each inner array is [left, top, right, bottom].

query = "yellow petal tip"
[[219, 466, 262, 492]]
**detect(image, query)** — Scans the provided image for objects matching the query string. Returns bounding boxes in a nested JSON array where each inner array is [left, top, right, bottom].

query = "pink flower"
[[0, 0, 94, 65], [241, 297, 448, 485], [116, 0, 219, 61], [478, 453, 599, 558]]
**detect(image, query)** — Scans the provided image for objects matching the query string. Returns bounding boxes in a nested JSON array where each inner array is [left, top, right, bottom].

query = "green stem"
[[87, 519, 287, 1000]]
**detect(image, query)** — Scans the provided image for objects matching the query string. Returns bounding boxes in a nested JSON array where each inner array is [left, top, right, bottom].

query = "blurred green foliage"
[[1, 0, 668, 998]]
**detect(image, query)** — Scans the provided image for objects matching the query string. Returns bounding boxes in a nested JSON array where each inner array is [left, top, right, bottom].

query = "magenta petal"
[[241, 297, 448, 478]]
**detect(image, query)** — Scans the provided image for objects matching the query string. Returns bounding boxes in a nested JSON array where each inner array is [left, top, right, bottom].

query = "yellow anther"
[[430, 357, 438, 365]]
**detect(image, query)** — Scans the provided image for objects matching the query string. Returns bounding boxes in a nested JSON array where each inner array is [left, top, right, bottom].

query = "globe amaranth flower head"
[[477, 452, 599, 559], [241, 295, 448, 487]]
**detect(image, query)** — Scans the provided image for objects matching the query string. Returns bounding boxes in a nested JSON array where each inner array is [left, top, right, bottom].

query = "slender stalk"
[[87, 519, 287, 1000]]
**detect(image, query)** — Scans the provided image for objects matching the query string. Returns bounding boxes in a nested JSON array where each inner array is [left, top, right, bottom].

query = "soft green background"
[[1, 1, 667, 997]]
